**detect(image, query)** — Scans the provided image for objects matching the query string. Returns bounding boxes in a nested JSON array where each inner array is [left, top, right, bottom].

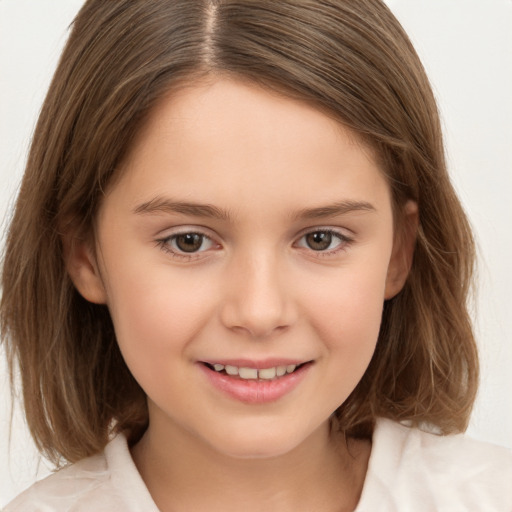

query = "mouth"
[[201, 361, 311, 381], [199, 359, 313, 403]]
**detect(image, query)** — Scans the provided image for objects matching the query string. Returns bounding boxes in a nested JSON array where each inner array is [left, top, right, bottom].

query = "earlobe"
[[64, 235, 107, 304], [384, 200, 419, 299]]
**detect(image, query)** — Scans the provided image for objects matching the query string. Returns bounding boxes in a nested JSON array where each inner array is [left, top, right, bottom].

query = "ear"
[[384, 200, 418, 300], [63, 234, 108, 304]]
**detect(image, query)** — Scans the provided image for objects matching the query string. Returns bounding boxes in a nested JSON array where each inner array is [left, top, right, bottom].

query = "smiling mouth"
[[202, 362, 310, 381]]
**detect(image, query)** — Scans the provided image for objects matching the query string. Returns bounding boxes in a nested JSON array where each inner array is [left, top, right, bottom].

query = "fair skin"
[[69, 77, 417, 511]]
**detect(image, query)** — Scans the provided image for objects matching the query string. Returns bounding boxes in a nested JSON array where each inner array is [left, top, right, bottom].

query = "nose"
[[219, 251, 296, 339]]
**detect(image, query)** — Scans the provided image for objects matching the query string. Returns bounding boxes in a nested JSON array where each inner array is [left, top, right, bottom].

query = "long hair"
[[1, 0, 477, 465]]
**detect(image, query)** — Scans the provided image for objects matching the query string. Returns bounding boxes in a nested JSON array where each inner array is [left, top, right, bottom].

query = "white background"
[[1, 0, 511, 507]]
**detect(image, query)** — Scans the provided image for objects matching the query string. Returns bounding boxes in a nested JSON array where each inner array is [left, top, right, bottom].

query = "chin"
[[204, 422, 322, 461]]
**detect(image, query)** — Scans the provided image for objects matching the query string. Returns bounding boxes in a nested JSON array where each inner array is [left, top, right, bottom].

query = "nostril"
[[218, 273, 295, 338]]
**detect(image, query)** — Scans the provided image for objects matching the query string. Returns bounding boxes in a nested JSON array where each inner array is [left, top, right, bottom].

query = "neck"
[[131, 416, 370, 512]]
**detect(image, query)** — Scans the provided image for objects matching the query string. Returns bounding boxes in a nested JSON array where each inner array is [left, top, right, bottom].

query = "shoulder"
[[3, 433, 158, 512], [4, 452, 111, 512], [357, 418, 512, 511]]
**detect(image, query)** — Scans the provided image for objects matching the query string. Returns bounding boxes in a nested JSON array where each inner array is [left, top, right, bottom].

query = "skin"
[[69, 77, 417, 511]]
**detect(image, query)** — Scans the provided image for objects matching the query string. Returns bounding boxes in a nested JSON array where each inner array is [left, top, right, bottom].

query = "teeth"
[[210, 363, 301, 380], [258, 367, 276, 379], [239, 367, 258, 379], [225, 365, 238, 376]]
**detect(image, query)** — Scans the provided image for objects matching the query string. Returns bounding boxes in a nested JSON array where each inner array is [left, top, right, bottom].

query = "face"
[[72, 77, 413, 459]]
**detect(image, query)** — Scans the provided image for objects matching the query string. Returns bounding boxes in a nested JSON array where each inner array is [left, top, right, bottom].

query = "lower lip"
[[199, 363, 311, 404]]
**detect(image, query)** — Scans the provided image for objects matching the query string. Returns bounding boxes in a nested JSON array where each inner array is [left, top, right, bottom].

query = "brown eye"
[[305, 231, 334, 251], [174, 233, 207, 253], [295, 230, 348, 253], [157, 231, 217, 258]]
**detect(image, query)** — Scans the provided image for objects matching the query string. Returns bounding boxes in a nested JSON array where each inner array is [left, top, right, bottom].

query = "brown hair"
[[1, 0, 478, 466]]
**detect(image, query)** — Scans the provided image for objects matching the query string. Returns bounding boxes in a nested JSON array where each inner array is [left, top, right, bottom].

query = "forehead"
[[106, 77, 391, 218]]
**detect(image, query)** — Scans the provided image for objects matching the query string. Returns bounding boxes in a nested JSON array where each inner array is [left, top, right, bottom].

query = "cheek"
[[302, 256, 389, 360], [103, 260, 217, 357], [102, 265, 222, 404], [305, 272, 386, 410]]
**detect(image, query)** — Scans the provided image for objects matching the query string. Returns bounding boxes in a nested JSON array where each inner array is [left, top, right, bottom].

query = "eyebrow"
[[292, 200, 376, 220], [133, 197, 375, 221], [133, 197, 232, 220]]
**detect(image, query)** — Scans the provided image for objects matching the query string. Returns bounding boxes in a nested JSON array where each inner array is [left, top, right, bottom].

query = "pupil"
[[306, 231, 332, 251], [176, 233, 203, 252]]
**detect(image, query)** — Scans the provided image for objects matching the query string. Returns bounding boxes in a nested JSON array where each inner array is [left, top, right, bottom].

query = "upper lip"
[[199, 358, 312, 369]]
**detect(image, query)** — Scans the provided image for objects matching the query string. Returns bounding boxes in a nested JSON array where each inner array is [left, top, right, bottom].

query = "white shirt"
[[4, 418, 512, 511]]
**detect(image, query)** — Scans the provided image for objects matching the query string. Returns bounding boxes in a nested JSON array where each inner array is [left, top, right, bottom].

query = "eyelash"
[[155, 228, 353, 261], [155, 231, 218, 261], [294, 228, 353, 257]]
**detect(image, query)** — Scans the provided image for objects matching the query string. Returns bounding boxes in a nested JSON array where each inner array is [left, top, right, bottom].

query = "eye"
[[172, 233, 212, 253], [157, 231, 217, 257], [295, 229, 350, 252]]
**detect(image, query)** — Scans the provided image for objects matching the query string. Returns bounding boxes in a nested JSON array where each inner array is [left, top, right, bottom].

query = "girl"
[[2, 0, 511, 510]]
